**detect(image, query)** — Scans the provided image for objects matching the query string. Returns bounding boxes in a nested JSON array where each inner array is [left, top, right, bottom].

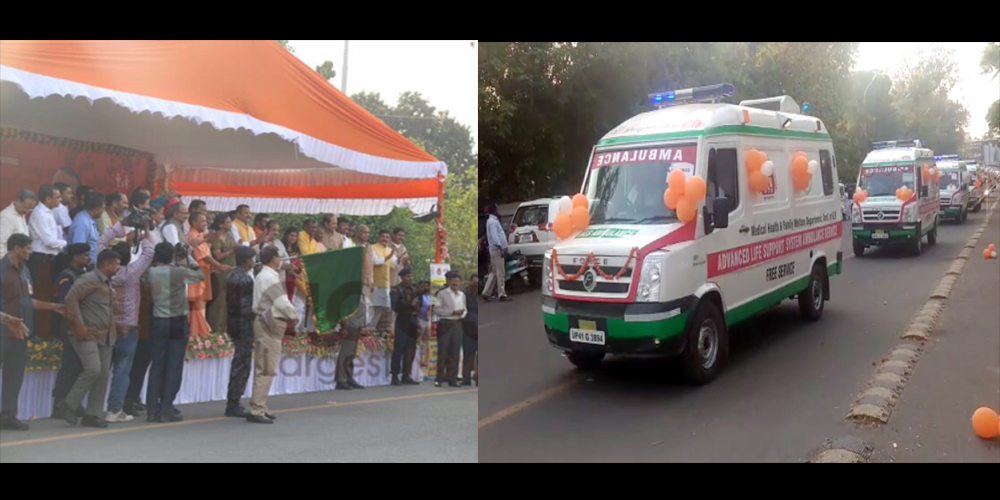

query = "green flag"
[[299, 246, 364, 332]]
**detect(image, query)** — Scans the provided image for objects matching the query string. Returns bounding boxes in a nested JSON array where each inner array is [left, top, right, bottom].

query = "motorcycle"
[[478, 245, 530, 296]]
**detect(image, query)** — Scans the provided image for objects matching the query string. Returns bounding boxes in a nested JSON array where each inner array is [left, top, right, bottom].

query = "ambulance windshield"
[[859, 165, 915, 197], [586, 145, 697, 225]]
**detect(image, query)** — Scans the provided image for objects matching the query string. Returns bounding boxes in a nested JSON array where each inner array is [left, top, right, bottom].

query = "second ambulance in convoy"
[[541, 84, 844, 384], [852, 140, 940, 256], [936, 155, 970, 223]]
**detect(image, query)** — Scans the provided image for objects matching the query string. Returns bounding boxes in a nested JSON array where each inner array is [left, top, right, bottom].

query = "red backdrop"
[[0, 126, 155, 207]]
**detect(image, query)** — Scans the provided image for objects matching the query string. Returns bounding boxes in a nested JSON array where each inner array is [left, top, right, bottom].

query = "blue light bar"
[[802, 102, 812, 113], [648, 83, 734, 110]]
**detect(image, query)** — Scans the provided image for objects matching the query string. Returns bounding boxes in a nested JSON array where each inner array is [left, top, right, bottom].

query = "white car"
[[508, 198, 561, 287]]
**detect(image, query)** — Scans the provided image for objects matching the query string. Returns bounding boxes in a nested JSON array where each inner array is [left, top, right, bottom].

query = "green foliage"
[[315, 61, 337, 82], [480, 42, 976, 199]]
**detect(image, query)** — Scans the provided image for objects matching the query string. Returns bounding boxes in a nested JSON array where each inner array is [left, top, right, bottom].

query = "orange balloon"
[[792, 161, 811, 191], [933, 170, 941, 183], [686, 175, 707, 202], [745, 149, 765, 172], [570, 205, 590, 230], [972, 407, 1000, 438], [975, 180, 981, 188], [664, 187, 682, 210], [572, 193, 589, 210], [676, 195, 697, 222], [668, 169, 687, 194], [922, 165, 931, 181], [989, 243, 996, 251], [749, 171, 768, 193], [985, 248, 994, 260], [553, 212, 573, 240], [853, 189, 868, 203]]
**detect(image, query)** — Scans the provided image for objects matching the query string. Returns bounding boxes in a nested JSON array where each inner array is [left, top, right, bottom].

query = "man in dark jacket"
[[50, 243, 91, 419], [224, 246, 257, 417], [390, 267, 420, 386]]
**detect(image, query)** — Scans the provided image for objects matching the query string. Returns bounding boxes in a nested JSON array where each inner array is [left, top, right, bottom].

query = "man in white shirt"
[[52, 183, 75, 239], [0, 189, 37, 259], [28, 184, 68, 338], [481, 204, 510, 302], [247, 246, 296, 424], [433, 271, 467, 388]]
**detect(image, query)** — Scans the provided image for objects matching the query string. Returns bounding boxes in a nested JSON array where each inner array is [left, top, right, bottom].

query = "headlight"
[[637, 251, 666, 303], [904, 203, 919, 222], [852, 205, 862, 224], [952, 193, 962, 205], [542, 252, 553, 296]]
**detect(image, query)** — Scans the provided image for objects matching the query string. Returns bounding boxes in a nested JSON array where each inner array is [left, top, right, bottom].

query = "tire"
[[507, 275, 525, 295], [567, 351, 604, 370], [798, 263, 827, 322], [527, 269, 541, 288], [909, 231, 923, 257], [926, 220, 937, 246], [680, 300, 729, 385], [853, 241, 865, 257]]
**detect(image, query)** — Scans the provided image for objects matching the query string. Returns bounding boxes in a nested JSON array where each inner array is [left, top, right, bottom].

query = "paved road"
[[1, 385, 477, 463], [479, 202, 998, 462]]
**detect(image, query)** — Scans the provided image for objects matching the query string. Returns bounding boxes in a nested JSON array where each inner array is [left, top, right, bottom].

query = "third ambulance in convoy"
[[852, 140, 940, 256], [541, 84, 843, 384], [936, 154, 970, 222]]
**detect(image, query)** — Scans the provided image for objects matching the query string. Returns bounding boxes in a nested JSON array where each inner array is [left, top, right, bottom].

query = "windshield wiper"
[[633, 215, 675, 224], [596, 217, 638, 224]]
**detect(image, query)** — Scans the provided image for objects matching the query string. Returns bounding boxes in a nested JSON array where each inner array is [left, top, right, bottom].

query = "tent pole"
[[435, 173, 444, 264]]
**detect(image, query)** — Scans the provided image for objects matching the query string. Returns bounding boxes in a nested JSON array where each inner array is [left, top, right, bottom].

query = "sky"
[[854, 42, 997, 139], [287, 40, 477, 151]]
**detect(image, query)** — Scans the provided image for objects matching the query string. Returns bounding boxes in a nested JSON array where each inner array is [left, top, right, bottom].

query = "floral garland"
[[550, 247, 639, 281], [25, 330, 395, 372]]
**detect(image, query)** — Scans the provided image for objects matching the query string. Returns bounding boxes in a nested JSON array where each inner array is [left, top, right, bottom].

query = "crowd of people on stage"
[[0, 182, 477, 430]]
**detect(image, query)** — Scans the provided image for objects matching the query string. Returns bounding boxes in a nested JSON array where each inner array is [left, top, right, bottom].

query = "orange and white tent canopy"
[[0, 40, 446, 215]]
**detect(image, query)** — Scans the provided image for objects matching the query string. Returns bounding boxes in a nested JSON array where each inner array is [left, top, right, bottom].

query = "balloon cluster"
[[972, 407, 1000, 439], [895, 185, 914, 202], [853, 189, 869, 204], [984, 243, 997, 260], [974, 180, 981, 189], [663, 169, 706, 223], [791, 152, 817, 192], [744, 149, 774, 194], [554, 194, 590, 240]]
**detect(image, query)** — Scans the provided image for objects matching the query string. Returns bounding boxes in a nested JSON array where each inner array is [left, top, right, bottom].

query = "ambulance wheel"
[[567, 351, 604, 371], [853, 241, 866, 257], [680, 300, 728, 385], [798, 263, 826, 322], [927, 222, 937, 246], [909, 232, 923, 257]]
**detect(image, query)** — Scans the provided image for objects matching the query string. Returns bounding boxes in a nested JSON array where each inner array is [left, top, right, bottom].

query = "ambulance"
[[852, 141, 940, 256], [541, 84, 844, 384], [964, 160, 984, 212], [936, 155, 970, 223]]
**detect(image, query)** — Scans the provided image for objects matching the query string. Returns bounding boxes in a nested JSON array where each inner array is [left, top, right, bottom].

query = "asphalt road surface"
[[1, 384, 477, 463], [479, 199, 999, 462]]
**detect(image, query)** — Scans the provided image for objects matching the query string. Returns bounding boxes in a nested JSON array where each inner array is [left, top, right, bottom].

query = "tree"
[[890, 46, 969, 154], [982, 42, 1000, 138], [351, 91, 476, 179], [275, 40, 295, 53], [315, 61, 337, 82]]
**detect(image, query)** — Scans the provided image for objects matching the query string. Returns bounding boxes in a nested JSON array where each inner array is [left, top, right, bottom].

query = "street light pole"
[[342, 40, 349, 95], [862, 72, 882, 143]]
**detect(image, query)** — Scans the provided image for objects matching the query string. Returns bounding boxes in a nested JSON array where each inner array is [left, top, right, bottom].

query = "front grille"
[[558, 281, 630, 294], [558, 265, 633, 278], [862, 208, 900, 222]]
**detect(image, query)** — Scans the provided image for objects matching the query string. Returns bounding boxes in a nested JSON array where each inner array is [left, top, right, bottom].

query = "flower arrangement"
[[26, 339, 64, 372]]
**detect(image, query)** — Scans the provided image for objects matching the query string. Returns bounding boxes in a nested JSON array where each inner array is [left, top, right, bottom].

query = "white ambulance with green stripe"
[[541, 84, 844, 384], [851, 141, 940, 256]]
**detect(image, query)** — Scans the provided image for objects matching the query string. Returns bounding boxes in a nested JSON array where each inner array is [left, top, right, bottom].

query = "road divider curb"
[[811, 197, 999, 463]]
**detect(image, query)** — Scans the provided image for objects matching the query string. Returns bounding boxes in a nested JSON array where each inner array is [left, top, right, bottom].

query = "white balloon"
[[807, 159, 819, 175], [559, 196, 573, 215], [929, 167, 936, 175], [760, 160, 775, 177]]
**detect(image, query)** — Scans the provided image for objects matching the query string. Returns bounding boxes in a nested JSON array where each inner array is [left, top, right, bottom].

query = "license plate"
[[570, 328, 605, 345], [517, 234, 534, 243], [872, 231, 888, 239]]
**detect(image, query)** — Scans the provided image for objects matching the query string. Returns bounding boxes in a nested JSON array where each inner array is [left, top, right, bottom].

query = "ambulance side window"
[[708, 148, 739, 213], [819, 150, 835, 196]]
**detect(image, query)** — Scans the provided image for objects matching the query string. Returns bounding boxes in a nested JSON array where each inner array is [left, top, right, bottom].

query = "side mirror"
[[921, 185, 929, 198], [712, 198, 730, 228]]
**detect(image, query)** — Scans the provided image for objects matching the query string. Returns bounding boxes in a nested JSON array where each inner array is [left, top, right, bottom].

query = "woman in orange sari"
[[187, 212, 232, 337]]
